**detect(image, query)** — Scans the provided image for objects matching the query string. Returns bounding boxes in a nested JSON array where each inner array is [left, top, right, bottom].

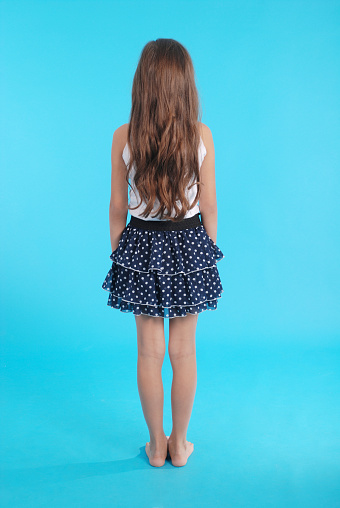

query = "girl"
[[102, 39, 225, 468]]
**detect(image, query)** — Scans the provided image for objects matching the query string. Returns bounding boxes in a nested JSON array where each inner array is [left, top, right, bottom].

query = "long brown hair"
[[125, 38, 204, 221]]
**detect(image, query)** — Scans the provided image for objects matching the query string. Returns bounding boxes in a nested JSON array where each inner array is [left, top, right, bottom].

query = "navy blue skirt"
[[101, 212, 225, 318]]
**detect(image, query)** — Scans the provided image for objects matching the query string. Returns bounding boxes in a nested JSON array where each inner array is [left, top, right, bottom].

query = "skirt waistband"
[[129, 212, 202, 231]]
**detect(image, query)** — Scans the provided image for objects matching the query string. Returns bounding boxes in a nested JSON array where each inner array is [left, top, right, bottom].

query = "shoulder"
[[111, 124, 130, 170], [111, 123, 129, 165], [112, 123, 129, 153], [197, 122, 213, 152]]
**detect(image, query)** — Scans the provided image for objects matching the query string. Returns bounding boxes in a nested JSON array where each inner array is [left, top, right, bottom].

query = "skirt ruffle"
[[102, 223, 225, 318]]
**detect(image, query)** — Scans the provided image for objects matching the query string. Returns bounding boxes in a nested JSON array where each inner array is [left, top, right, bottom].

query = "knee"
[[138, 336, 166, 361], [168, 336, 196, 363]]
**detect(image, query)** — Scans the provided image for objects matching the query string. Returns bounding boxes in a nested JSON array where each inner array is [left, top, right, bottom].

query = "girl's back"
[[117, 121, 215, 223]]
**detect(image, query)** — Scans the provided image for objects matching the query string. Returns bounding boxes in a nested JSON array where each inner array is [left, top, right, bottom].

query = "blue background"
[[1, 1, 339, 507]]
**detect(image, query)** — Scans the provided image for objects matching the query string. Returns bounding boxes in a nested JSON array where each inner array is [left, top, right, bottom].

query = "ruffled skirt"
[[101, 216, 225, 318]]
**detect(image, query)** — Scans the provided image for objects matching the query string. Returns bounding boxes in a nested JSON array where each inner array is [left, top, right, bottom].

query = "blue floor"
[[1, 336, 339, 508]]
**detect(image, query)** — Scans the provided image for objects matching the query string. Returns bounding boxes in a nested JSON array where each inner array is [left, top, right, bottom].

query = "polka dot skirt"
[[101, 223, 225, 318]]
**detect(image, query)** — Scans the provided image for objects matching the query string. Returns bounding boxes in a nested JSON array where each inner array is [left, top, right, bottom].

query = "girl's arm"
[[199, 124, 218, 245], [109, 125, 129, 252]]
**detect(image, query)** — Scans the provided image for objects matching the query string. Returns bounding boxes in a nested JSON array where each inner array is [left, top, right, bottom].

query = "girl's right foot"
[[168, 435, 194, 467]]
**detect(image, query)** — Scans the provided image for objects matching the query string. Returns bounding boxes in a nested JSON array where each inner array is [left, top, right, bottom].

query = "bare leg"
[[135, 314, 167, 467], [168, 313, 198, 466]]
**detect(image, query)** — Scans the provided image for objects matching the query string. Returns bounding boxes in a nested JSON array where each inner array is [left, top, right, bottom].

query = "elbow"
[[109, 201, 128, 215], [199, 202, 218, 215]]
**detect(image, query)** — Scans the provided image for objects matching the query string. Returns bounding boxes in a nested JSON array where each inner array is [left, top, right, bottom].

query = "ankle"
[[169, 433, 187, 446], [150, 432, 167, 446]]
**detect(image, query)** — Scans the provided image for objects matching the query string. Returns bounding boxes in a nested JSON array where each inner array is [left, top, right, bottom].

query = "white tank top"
[[122, 136, 207, 221]]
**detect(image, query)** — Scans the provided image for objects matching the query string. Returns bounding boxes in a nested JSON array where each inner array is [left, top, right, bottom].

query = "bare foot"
[[145, 435, 168, 467], [168, 435, 194, 467]]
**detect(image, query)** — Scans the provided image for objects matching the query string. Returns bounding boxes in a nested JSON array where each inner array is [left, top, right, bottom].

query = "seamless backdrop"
[[1, 1, 340, 507]]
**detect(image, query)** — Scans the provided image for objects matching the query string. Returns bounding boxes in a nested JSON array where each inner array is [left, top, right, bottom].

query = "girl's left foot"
[[145, 434, 168, 467]]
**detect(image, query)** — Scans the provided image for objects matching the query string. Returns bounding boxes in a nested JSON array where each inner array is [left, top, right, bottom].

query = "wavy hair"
[[125, 38, 204, 221]]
